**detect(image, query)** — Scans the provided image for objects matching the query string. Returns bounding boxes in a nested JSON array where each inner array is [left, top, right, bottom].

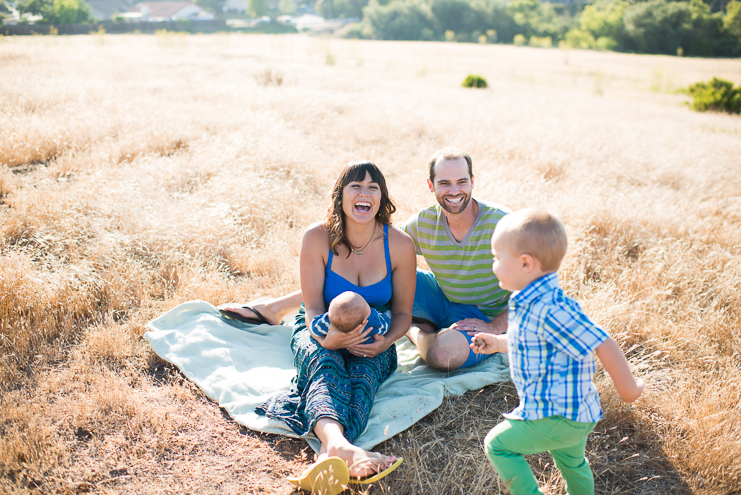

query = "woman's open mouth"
[[355, 201, 372, 213]]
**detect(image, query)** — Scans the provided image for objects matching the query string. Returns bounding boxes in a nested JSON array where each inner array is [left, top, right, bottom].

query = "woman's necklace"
[[350, 222, 376, 255]]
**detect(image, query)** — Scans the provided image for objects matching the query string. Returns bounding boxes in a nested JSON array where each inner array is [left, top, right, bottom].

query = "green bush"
[[529, 35, 552, 47], [462, 74, 488, 88], [363, 0, 436, 40], [429, 0, 477, 39], [579, 0, 627, 43], [17, 0, 92, 24], [685, 78, 741, 114], [595, 35, 618, 51], [563, 28, 594, 49], [621, 0, 731, 57]]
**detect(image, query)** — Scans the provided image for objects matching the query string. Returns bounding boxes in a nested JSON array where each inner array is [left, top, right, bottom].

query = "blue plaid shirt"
[[504, 273, 609, 423]]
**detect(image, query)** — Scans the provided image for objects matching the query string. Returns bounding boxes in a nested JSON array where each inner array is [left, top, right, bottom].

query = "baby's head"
[[491, 207, 567, 291], [328, 291, 371, 333]]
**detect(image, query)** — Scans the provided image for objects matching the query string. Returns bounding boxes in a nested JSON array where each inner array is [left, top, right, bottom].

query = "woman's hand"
[[348, 333, 389, 358], [319, 320, 372, 351]]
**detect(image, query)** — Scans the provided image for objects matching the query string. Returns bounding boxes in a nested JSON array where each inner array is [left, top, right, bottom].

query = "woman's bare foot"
[[326, 444, 394, 478]]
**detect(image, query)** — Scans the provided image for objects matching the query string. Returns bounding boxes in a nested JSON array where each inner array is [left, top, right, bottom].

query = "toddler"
[[311, 291, 390, 353], [472, 207, 645, 495]]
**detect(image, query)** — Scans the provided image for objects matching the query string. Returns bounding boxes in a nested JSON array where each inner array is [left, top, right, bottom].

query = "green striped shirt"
[[401, 199, 511, 319]]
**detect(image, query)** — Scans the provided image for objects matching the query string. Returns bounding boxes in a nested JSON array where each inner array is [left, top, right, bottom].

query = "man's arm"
[[595, 337, 645, 403]]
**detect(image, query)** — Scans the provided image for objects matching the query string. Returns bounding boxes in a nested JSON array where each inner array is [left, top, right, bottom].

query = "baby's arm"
[[310, 313, 331, 339], [372, 308, 391, 336], [595, 337, 645, 403], [470, 332, 508, 354]]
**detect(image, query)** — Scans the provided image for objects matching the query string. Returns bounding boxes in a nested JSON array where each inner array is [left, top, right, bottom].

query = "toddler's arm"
[[595, 337, 645, 403], [470, 332, 508, 354]]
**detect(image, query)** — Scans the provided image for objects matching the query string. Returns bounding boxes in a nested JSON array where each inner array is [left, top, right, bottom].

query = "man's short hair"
[[428, 147, 473, 182], [498, 208, 568, 272]]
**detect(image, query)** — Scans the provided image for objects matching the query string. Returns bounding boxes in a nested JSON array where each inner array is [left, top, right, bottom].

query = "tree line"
[[332, 0, 741, 57], [4, 0, 741, 57]]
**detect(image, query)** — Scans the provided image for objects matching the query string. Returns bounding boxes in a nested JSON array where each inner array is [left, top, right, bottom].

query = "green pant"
[[484, 416, 597, 495]]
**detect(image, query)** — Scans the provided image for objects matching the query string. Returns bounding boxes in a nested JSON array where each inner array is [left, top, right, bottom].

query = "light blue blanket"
[[145, 300, 511, 452]]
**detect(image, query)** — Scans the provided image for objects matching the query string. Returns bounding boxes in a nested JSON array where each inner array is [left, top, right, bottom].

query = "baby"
[[472, 207, 645, 495], [310, 291, 390, 353]]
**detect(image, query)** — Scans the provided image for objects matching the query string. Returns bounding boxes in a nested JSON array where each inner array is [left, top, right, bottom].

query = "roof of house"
[[87, 0, 138, 18], [138, 1, 205, 18]]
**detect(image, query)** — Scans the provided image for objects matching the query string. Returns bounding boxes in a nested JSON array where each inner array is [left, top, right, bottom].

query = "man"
[[401, 147, 510, 371], [222, 147, 510, 371]]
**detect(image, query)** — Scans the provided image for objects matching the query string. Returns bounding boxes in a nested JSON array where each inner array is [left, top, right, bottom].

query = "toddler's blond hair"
[[496, 207, 568, 272]]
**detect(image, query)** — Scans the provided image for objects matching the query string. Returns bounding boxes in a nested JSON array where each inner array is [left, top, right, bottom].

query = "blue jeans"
[[412, 269, 495, 368]]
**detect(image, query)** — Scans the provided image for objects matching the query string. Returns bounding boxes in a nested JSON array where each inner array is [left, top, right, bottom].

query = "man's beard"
[[437, 192, 472, 214]]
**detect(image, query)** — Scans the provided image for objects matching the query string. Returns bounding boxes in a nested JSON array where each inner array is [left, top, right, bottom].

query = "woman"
[[253, 161, 416, 490]]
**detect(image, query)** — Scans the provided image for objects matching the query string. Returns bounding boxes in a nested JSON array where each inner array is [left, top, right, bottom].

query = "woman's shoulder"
[[387, 225, 415, 255], [303, 222, 330, 245], [387, 224, 412, 241]]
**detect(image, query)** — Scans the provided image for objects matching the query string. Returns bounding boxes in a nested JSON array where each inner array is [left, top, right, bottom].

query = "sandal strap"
[[348, 455, 391, 472]]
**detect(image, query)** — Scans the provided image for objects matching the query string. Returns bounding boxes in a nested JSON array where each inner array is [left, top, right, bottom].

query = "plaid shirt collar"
[[511, 272, 560, 307]]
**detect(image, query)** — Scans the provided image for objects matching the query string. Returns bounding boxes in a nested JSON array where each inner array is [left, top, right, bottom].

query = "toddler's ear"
[[520, 253, 536, 272]]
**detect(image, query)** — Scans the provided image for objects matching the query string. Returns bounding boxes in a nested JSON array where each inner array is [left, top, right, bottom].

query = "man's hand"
[[450, 312, 507, 336]]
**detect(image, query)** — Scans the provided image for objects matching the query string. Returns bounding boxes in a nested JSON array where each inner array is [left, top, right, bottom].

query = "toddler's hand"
[[470, 332, 500, 354]]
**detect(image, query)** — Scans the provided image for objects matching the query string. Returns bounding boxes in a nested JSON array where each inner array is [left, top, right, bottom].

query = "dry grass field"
[[1, 32, 741, 494]]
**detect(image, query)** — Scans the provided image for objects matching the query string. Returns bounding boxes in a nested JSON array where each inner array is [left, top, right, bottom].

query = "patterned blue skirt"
[[255, 305, 397, 443]]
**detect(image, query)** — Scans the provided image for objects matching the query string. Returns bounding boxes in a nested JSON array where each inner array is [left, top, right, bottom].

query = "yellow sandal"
[[287, 456, 349, 495], [348, 455, 403, 484]]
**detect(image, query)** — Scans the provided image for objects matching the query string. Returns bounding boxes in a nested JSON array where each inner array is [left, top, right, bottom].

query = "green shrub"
[[563, 28, 595, 49], [685, 78, 741, 114], [363, 0, 435, 41], [17, 0, 93, 24], [529, 35, 552, 47], [726, 0, 741, 40], [462, 74, 488, 88], [595, 35, 617, 51]]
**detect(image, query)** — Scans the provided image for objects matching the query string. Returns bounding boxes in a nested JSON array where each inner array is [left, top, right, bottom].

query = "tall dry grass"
[[1, 33, 740, 494]]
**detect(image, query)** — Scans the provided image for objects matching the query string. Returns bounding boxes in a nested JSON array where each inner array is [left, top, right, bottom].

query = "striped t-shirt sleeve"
[[401, 214, 422, 255]]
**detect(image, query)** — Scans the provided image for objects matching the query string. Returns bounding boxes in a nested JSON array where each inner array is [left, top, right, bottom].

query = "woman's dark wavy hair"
[[324, 161, 396, 257]]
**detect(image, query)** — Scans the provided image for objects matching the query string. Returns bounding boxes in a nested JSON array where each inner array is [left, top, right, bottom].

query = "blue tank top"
[[323, 224, 393, 309]]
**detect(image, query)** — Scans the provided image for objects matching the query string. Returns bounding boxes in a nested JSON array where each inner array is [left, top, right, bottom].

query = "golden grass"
[[1, 33, 740, 494]]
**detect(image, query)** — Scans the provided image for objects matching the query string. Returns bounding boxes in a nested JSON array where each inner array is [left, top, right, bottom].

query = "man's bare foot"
[[405, 326, 420, 345], [326, 444, 394, 478], [220, 302, 282, 325]]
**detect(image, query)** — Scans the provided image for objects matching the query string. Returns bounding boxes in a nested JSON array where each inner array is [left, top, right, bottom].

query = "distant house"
[[137, 1, 215, 21], [224, 0, 247, 13], [87, 0, 139, 20]]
